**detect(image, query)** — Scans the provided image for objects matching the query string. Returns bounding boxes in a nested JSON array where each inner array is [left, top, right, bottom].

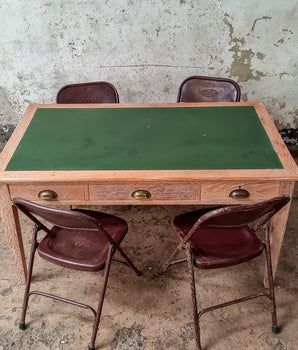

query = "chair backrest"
[[13, 197, 99, 231], [199, 196, 290, 228], [177, 76, 241, 103], [56, 81, 119, 104]]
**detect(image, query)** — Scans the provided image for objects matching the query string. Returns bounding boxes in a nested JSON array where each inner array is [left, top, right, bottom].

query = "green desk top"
[[5, 106, 283, 171]]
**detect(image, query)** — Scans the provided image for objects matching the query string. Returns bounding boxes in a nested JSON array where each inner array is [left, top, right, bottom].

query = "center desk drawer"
[[9, 183, 86, 202], [89, 183, 198, 202], [201, 181, 280, 203]]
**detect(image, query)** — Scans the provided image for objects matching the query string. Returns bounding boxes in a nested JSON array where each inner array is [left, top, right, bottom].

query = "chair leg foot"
[[272, 325, 280, 333], [19, 322, 26, 330]]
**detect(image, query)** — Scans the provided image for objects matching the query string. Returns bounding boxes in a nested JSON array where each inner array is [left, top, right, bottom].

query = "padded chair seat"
[[38, 210, 128, 272], [173, 209, 264, 269]]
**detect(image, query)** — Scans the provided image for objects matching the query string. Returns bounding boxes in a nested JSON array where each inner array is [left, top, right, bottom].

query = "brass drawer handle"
[[131, 190, 151, 200], [38, 190, 58, 200], [229, 188, 250, 199]]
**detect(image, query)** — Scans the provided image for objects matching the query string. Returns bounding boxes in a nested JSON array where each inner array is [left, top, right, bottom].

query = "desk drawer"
[[201, 182, 280, 203], [9, 183, 86, 203], [89, 183, 198, 203]]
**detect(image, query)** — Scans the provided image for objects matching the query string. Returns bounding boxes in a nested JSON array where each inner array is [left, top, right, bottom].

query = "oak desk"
[[0, 102, 297, 284]]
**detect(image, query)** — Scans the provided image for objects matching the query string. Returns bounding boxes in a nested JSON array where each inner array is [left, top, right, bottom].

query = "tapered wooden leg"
[[0, 184, 27, 283], [263, 181, 295, 287], [263, 233, 279, 332]]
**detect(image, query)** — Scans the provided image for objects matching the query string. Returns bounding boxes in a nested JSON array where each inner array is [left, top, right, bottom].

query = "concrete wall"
[[1, 0, 297, 148]]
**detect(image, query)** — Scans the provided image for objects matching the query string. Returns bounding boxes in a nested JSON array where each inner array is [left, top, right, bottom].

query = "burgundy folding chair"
[[177, 75, 241, 102], [13, 197, 141, 350], [56, 81, 119, 103], [160, 196, 290, 350]]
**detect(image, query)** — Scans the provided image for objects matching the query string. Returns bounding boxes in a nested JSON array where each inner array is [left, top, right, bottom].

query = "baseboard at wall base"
[[280, 128, 298, 157], [0, 124, 15, 152]]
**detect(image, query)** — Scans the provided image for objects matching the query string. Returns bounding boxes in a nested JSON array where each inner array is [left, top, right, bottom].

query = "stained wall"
[[0, 1, 297, 147]]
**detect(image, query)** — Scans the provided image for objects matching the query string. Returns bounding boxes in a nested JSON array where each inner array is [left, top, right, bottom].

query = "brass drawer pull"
[[229, 188, 250, 199], [38, 190, 58, 200], [131, 190, 151, 200]]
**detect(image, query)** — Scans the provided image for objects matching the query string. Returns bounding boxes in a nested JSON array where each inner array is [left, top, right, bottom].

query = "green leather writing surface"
[[6, 106, 283, 171]]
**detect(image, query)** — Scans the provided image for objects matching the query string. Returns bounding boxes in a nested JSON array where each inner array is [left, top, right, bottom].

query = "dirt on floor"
[[1, 194, 298, 350]]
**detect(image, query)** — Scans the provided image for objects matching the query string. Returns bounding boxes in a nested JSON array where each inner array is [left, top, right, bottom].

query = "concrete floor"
[[0, 186, 297, 350]]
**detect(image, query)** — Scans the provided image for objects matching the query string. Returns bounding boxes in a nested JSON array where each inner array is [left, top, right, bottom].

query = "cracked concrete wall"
[[0, 0, 297, 147]]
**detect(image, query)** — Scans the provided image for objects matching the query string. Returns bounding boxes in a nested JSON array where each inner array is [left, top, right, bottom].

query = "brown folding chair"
[[13, 197, 141, 350], [160, 196, 290, 350], [177, 75, 241, 102], [56, 81, 120, 103]]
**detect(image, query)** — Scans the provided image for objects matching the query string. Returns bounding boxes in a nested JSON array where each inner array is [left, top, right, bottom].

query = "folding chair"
[[13, 197, 141, 350], [160, 196, 290, 350], [57, 81, 119, 103], [177, 75, 241, 102]]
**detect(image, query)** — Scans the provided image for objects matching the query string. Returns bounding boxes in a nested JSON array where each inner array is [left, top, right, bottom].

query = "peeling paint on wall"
[[0, 1, 298, 144], [0, 88, 18, 124], [250, 16, 272, 33], [265, 97, 298, 130], [224, 15, 267, 82], [221, 3, 298, 143]]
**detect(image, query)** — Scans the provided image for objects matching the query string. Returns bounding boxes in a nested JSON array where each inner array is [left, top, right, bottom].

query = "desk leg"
[[263, 181, 295, 287], [0, 184, 27, 283]]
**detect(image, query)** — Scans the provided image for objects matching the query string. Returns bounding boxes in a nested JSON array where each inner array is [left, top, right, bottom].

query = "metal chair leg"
[[159, 245, 182, 274], [89, 245, 115, 350], [117, 246, 142, 276], [19, 225, 39, 330], [186, 245, 202, 350]]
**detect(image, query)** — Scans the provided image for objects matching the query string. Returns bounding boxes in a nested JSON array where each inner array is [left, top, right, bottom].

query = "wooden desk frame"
[[0, 102, 297, 284]]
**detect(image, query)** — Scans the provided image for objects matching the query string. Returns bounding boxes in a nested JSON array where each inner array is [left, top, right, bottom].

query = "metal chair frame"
[[13, 198, 141, 350], [160, 196, 290, 350]]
